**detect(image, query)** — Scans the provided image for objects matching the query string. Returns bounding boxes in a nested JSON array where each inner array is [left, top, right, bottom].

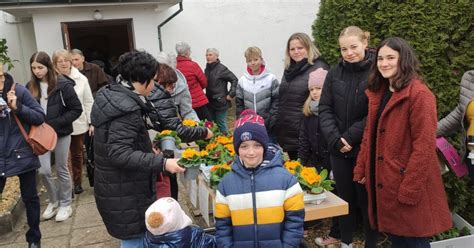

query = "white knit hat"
[[145, 197, 192, 236]]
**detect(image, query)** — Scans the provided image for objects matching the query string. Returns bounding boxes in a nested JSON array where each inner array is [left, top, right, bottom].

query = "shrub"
[[0, 38, 15, 70]]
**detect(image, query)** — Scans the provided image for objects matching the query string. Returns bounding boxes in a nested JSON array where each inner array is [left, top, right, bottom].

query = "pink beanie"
[[308, 68, 328, 89]]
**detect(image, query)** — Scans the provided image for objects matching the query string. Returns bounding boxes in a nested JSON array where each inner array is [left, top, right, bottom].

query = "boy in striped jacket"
[[215, 110, 305, 247]]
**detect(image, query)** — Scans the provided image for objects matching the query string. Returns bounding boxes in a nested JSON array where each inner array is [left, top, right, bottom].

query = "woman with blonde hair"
[[319, 26, 378, 247], [274, 32, 329, 159], [27, 51, 82, 222], [53, 49, 94, 195]]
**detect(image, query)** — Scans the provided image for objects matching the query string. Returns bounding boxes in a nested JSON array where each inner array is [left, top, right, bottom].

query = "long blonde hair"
[[302, 94, 313, 117], [284, 32, 321, 69]]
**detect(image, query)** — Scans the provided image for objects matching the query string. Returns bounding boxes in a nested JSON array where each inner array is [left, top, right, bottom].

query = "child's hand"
[[205, 128, 214, 140], [7, 90, 17, 111]]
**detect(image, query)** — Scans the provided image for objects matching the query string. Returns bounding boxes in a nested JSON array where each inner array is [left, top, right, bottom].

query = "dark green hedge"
[[0, 38, 15, 70], [312, 0, 473, 118]]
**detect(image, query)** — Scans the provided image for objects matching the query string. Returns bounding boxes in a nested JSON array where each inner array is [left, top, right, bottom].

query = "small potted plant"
[[210, 163, 232, 189], [178, 148, 206, 180], [154, 130, 181, 156], [284, 160, 335, 204]]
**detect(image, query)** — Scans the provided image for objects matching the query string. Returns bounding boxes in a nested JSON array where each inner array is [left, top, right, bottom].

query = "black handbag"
[[86, 136, 95, 187]]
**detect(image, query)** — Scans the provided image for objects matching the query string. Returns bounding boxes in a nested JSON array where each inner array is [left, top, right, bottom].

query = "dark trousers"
[[170, 174, 178, 200], [194, 105, 212, 122], [389, 234, 430, 248], [69, 133, 85, 186], [0, 170, 41, 243], [330, 154, 378, 247]]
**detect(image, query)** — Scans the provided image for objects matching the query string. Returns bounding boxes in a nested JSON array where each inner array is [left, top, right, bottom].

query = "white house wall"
[[2, 0, 320, 83]]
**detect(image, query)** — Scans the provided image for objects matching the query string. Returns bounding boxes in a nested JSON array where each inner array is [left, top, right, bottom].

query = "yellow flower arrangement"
[[200, 150, 209, 157], [205, 143, 217, 151], [182, 119, 198, 127], [154, 130, 181, 146], [216, 135, 232, 145], [283, 160, 335, 194], [210, 163, 232, 188], [181, 148, 199, 159], [160, 130, 172, 136], [224, 144, 235, 156]]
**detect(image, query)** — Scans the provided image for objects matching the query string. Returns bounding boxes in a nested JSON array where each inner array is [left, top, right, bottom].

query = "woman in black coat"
[[90, 51, 184, 246], [319, 26, 378, 248], [149, 63, 213, 200], [27, 51, 82, 223], [0, 64, 45, 248], [274, 32, 329, 159]]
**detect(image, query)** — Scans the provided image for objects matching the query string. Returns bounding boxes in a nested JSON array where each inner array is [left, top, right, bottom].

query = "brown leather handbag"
[[11, 82, 58, 155]]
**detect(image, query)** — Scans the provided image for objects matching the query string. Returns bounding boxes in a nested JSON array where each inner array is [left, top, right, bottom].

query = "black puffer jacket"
[[319, 51, 375, 158], [275, 59, 329, 151], [91, 83, 165, 240], [298, 114, 329, 170], [149, 84, 208, 142], [29, 75, 82, 137], [205, 60, 238, 110]]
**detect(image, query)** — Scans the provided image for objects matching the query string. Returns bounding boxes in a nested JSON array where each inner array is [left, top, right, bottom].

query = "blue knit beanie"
[[233, 110, 269, 154]]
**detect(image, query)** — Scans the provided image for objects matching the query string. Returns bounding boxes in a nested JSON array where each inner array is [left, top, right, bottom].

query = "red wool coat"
[[176, 55, 209, 109], [353, 79, 452, 237]]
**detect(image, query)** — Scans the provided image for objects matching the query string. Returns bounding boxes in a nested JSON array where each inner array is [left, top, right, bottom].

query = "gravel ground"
[[0, 177, 20, 216]]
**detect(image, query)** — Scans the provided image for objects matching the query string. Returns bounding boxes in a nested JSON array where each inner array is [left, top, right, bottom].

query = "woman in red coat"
[[353, 37, 451, 247]]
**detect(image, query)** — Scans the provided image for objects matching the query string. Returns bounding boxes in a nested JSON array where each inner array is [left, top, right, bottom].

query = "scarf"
[[284, 58, 308, 82], [310, 100, 319, 116]]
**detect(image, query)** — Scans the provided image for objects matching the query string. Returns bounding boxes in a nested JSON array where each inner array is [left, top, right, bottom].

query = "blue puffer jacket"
[[143, 226, 216, 248], [0, 74, 45, 177], [215, 147, 305, 248]]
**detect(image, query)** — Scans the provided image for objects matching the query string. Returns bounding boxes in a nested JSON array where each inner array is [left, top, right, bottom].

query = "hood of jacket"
[[231, 144, 284, 178], [242, 65, 273, 81], [91, 83, 149, 127], [171, 69, 187, 96]]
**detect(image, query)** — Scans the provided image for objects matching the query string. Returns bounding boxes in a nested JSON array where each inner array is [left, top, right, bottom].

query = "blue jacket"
[[215, 147, 305, 248], [143, 226, 216, 248], [0, 74, 45, 177]]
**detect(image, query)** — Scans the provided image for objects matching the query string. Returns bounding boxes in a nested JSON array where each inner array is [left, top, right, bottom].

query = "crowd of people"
[[1, 24, 468, 248]]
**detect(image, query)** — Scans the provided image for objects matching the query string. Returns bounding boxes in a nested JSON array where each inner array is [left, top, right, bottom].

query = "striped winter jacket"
[[235, 67, 279, 131], [215, 148, 305, 248]]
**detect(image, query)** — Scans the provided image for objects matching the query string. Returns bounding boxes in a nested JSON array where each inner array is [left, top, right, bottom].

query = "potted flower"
[[154, 130, 181, 156], [210, 163, 232, 189], [284, 160, 335, 204], [178, 148, 207, 180], [182, 119, 198, 127]]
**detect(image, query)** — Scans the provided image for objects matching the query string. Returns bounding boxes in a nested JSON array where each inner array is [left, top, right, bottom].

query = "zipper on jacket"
[[251, 172, 258, 248], [253, 78, 257, 113]]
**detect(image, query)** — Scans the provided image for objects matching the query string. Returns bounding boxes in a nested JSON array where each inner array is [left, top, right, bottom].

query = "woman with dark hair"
[[319, 26, 377, 247], [27, 51, 82, 223], [0, 63, 45, 248], [149, 63, 213, 200], [353, 37, 451, 247], [275, 32, 329, 160], [91, 51, 185, 247]]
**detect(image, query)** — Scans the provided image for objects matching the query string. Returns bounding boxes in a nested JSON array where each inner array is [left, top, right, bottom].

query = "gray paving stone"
[[37, 218, 73, 239], [77, 187, 96, 205], [40, 235, 70, 248], [72, 239, 120, 248], [70, 225, 113, 247], [0, 230, 20, 245], [73, 202, 103, 229]]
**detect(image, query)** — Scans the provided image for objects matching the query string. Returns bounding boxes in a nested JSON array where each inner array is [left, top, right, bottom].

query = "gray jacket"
[[171, 69, 200, 121], [235, 67, 279, 130], [437, 70, 474, 160]]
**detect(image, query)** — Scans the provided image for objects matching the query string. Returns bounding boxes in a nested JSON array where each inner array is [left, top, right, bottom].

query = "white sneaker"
[[55, 206, 72, 222], [42, 202, 58, 219], [341, 243, 353, 248]]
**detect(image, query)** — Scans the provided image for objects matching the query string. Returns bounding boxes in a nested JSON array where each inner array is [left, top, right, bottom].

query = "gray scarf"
[[310, 100, 319, 116]]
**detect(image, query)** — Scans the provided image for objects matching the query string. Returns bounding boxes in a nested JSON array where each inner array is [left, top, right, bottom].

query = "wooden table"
[[193, 174, 348, 226]]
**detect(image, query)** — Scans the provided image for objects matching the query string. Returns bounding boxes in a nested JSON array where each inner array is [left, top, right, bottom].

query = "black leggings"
[[330, 154, 378, 247]]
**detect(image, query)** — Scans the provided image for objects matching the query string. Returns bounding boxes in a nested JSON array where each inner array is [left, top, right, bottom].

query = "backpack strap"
[[9, 82, 29, 141]]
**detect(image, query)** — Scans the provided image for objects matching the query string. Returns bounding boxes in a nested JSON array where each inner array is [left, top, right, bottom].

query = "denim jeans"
[[0, 170, 41, 243], [121, 236, 145, 248], [209, 108, 228, 133], [388, 234, 430, 248]]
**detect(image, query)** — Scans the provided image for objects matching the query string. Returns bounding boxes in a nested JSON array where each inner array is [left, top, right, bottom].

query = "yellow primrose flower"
[[200, 150, 209, 157], [216, 136, 232, 145], [182, 148, 198, 159], [284, 160, 302, 171], [205, 143, 217, 151], [160, 130, 172, 136], [182, 119, 198, 126]]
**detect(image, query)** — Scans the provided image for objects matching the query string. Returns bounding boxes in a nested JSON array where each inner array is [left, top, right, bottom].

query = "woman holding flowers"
[[215, 110, 304, 247], [353, 37, 451, 248]]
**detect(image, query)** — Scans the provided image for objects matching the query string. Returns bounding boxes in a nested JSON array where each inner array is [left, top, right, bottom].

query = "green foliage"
[[0, 39, 15, 70], [431, 226, 471, 242], [442, 171, 474, 213], [312, 0, 474, 118]]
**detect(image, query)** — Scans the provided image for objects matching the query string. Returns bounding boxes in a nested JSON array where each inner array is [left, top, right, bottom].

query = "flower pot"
[[184, 166, 200, 180], [160, 136, 177, 156], [431, 213, 474, 247], [304, 190, 327, 205]]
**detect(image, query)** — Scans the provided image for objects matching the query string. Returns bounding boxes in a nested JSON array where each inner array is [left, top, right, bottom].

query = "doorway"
[[61, 19, 134, 74]]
